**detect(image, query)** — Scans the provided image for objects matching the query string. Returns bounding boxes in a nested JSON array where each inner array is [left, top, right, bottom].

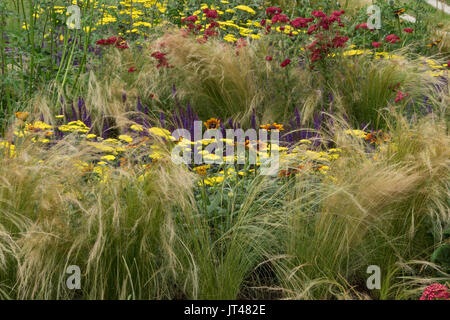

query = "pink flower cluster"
[[420, 283, 450, 300], [385, 34, 401, 44], [394, 91, 408, 103]]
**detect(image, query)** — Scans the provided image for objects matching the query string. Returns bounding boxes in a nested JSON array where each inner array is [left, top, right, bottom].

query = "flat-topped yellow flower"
[[101, 155, 116, 161], [234, 5, 256, 15], [28, 121, 53, 131], [119, 135, 133, 143], [345, 129, 367, 138], [148, 127, 171, 138], [130, 124, 144, 132]]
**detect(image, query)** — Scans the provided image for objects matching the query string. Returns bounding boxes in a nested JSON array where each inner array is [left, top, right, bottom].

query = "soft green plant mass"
[[0, 0, 449, 300]]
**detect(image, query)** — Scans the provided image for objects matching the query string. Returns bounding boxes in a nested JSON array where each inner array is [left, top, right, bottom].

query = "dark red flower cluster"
[[183, 15, 198, 23], [96, 37, 129, 49], [332, 35, 349, 48], [280, 59, 291, 68], [271, 14, 289, 24], [266, 6, 282, 17], [181, 10, 220, 42], [181, 15, 202, 33], [403, 28, 413, 33], [305, 11, 348, 64], [290, 17, 314, 29], [203, 8, 218, 19], [307, 10, 345, 34], [311, 10, 326, 18], [151, 51, 172, 69], [385, 34, 401, 44]]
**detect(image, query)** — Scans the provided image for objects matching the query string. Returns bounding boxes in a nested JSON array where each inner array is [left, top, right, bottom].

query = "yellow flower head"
[[148, 127, 171, 138], [101, 155, 116, 162]]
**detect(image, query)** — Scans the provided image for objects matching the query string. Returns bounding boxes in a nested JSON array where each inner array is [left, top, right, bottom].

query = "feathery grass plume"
[[326, 48, 445, 129], [0, 132, 91, 299], [160, 30, 258, 123], [272, 111, 449, 299], [170, 174, 282, 299], [1, 128, 198, 299]]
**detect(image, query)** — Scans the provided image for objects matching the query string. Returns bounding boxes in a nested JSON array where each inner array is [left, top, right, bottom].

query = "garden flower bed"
[[0, 0, 448, 300]]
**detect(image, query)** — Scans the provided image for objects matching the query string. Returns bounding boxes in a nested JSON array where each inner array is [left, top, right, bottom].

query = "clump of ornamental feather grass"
[[270, 111, 449, 299]]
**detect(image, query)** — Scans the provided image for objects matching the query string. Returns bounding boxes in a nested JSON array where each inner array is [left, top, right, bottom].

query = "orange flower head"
[[15, 112, 29, 121], [194, 165, 209, 177], [204, 118, 221, 130], [260, 123, 284, 131]]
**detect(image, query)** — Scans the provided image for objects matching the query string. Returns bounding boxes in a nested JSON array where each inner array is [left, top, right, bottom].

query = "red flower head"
[[290, 17, 314, 28], [128, 67, 137, 73], [420, 283, 450, 300], [261, 19, 266, 26], [271, 14, 289, 24], [372, 41, 382, 48], [332, 35, 349, 48], [266, 7, 282, 17], [151, 51, 170, 69], [403, 28, 413, 33], [394, 91, 408, 103], [280, 59, 291, 68], [204, 29, 218, 37], [209, 10, 219, 19], [311, 11, 326, 18], [96, 39, 108, 45], [331, 10, 345, 17], [186, 15, 198, 23], [96, 36, 124, 46], [265, 56, 273, 61], [385, 34, 401, 44]]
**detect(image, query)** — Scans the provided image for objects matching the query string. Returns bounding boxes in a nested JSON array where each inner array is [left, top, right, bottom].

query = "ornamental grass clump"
[[272, 112, 449, 299], [159, 31, 258, 123], [0, 132, 198, 299]]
